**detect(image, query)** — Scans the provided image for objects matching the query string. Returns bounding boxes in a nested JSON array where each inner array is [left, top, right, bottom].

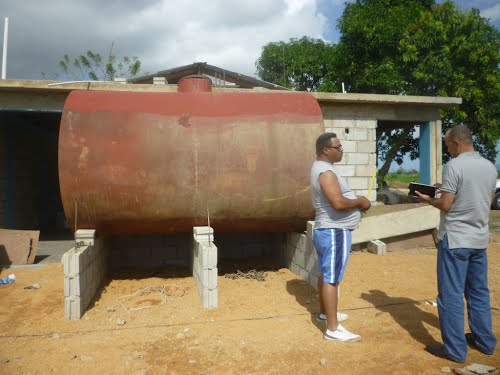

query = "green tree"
[[335, 0, 500, 182], [399, 2, 500, 161], [336, 0, 434, 94], [58, 43, 141, 81], [255, 36, 337, 91]]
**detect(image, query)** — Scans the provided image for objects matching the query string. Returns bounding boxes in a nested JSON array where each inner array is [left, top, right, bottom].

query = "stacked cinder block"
[[191, 227, 218, 309], [63, 230, 108, 319], [284, 221, 319, 290]]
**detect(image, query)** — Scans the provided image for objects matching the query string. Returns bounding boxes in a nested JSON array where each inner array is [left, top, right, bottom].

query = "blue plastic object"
[[0, 274, 15, 284]]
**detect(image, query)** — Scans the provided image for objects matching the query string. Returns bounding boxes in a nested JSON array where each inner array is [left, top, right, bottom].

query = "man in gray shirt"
[[310, 132, 371, 342], [416, 124, 497, 362]]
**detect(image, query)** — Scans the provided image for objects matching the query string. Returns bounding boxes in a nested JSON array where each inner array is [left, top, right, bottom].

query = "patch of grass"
[[385, 169, 419, 186]]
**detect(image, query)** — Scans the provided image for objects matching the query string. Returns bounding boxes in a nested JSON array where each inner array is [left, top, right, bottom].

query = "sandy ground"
[[1, 214, 500, 374]]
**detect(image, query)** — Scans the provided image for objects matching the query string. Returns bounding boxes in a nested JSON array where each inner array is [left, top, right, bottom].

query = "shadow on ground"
[[361, 289, 440, 346], [286, 279, 323, 332]]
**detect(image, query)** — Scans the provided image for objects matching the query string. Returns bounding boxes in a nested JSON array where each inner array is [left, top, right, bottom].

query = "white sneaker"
[[316, 312, 349, 322], [324, 324, 361, 342]]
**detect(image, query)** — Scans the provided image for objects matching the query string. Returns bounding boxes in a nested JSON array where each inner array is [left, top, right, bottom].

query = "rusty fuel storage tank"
[[59, 75, 324, 235]]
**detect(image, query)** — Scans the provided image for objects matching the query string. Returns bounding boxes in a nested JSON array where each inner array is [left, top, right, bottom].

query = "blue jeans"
[[437, 235, 497, 361]]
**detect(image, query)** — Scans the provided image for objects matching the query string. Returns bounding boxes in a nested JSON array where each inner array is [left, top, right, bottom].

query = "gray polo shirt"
[[438, 151, 497, 249], [310, 160, 361, 230]]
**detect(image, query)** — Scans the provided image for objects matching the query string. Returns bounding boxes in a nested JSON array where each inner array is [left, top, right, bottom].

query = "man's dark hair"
[[448, 124, 473, 144], [315, 132, 337, 155]]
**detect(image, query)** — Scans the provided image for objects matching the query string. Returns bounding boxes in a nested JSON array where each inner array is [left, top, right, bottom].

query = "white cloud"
[[285, 0, 312, 15], [137, 0, 327, 75], [482, 3, 500, 23], [328, 0, 350, 6], [3, 0, 494, 81], [0, 0, 328, 79]]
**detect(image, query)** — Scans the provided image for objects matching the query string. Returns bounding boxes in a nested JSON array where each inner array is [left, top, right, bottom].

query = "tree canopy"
[[255, 36, 336, 92], [335, 0, 434, 94], [58, 44, 141, 81], [255, 0, 500, 180], [399, 2, 500, 160], [336, 0, 500, 170]]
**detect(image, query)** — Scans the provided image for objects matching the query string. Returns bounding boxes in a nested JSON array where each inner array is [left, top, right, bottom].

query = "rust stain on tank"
[[178, 113, 191, 128], [59, 77, 324, 235]]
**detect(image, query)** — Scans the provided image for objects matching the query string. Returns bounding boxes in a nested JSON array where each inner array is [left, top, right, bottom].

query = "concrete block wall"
[[63, 233, 108, 319], [108, 234, 190, 269], [284, 221, 319, 291], [191, 227, 218, 309], [319, 105, 378, 202], [215, 232, 284, 260]]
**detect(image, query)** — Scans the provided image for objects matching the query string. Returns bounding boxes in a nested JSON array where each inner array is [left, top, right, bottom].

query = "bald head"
[[446, 124, 473, 145], [444, 124, 475, 158]]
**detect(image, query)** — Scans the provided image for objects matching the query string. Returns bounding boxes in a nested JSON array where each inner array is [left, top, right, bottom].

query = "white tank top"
[[310, 160, 361, 230]]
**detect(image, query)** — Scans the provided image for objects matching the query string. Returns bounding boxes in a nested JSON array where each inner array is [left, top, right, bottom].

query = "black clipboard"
[[408, 182, 437, 198]]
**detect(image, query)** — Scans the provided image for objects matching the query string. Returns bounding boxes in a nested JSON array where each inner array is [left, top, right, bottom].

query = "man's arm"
[[319, 171, 371, 211], [415, 190, 455, 212]]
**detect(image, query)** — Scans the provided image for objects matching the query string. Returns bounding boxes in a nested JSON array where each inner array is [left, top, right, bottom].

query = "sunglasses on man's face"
[[325, 145, 343, 151]]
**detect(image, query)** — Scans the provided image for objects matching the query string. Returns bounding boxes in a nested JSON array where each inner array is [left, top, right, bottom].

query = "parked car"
[[494, 179, 500, 210]]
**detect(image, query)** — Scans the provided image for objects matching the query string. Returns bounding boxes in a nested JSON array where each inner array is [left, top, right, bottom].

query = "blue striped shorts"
[[313, 228, 352, 284]]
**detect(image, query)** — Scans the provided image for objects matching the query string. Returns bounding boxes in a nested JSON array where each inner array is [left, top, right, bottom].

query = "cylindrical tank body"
[[59, 78, 324, 235]]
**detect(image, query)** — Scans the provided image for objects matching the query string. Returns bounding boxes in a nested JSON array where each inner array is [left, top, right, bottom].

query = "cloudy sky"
[[0, 0, 499, 81]]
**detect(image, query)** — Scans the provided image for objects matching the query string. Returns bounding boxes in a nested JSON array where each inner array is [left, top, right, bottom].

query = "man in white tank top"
[[310, 132, 371, 342]]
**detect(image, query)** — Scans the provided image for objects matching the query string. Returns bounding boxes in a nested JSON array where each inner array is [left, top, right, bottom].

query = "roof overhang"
[[313, 92, 461, 108], [0, 79, 462, 116]]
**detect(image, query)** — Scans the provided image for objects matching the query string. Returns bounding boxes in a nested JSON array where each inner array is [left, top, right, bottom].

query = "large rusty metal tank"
[[58, 75, 324, 234]]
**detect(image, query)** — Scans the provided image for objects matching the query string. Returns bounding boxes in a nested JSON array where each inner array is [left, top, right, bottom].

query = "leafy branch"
[[58, 43, 141, 81]]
